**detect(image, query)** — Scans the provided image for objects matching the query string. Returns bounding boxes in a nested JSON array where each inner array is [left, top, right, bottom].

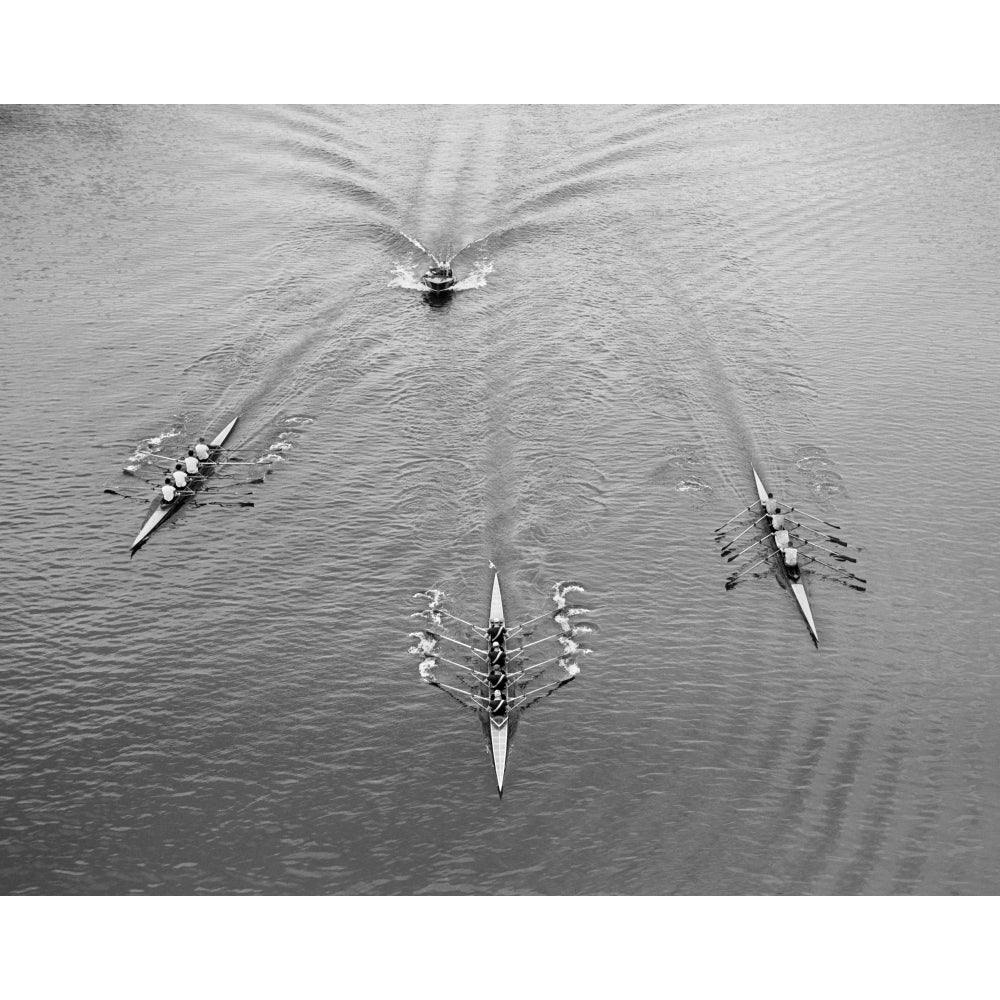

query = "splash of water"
[[557, 634, 581, 656], [676, 479, 710, 492], [554, 605, 592, 623], [452, 260, 493, 291], [145, 429, 182, 449], [411, 589, 446, 628], [408, 631, 439, 657], [389, 258, 493, 294], [553, 581, 586, 608], [400, 231, 438, 262], [411, 608, 443, 627], [388, 263, 427, 291], [414, 589, 446, 610], [124, 427, 183, 472]]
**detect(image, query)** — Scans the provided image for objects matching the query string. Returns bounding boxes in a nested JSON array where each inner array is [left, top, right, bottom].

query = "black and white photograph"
[[1, 6, 996, 997]]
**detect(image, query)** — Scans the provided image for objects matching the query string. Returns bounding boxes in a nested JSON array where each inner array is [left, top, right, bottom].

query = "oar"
[[787, 506, 841, 531], [801, 540, 857, 563], [517, 633, 565, 652], [434, 653, 487, 675], [107, 484, 197, 500], [815, 569, 866, 592], [790, 521, 849, 546], [714, 504, 759, 531], [800, 554, 867, 584], [195, 500, 255, 509], [438, 609, 483, 632], [506, 610, 552, 635], [435, 633, 487, 657], [719, 514, 770, 547], [501, 652, 566, 681], [103, 488, 147, 502], [426, 679, 483, 713], [725, 551, 777, 590], [725, 534, 774, 562], [515, 653, 572, 674], [509, 673, 576, 710], [202, 479, 263, 491]]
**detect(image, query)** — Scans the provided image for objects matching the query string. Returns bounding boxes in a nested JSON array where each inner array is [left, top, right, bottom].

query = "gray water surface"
[[2, 105, 998, 894]]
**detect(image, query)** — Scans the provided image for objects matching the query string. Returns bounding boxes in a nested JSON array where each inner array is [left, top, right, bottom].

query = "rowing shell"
[[129, 416, 239, 557], [752, 464, 819, 646], [487, 572, 509, 795]]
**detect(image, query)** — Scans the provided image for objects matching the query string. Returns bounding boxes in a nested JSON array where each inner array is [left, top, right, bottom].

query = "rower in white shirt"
[[160, 477, 178, 503], [183, 450, 200, 475], [171, 464, 189, 490], [194, 437, 211, 462], [782, 544, 801, 581]]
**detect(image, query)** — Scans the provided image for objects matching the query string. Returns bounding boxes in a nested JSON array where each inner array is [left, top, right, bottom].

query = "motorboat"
[[421, 264, 456, 293]]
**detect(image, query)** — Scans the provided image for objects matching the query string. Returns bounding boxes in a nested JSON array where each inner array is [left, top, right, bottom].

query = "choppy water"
[[1, 105, 998, 895]]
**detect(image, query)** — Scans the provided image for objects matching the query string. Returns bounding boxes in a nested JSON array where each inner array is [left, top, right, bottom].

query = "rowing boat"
[[486, 572, 509, 795], [412, 571, 582, 795], [129, 416, 239, 557], [751, 464, 819, 646]]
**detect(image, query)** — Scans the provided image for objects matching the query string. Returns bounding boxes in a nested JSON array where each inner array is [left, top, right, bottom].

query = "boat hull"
[[487, 572, 509, 795], [423, 278, 456, 293], [129, 416, 239, 556], [421, 266, 456, 293], [751, 465, 819, 646], [490, 717, 508, 793]]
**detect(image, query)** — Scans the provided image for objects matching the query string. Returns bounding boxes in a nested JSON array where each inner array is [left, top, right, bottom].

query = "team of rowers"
[[485, 620, 509, 718], [763, 492, 802, 579], [157, 437, 214, 504]]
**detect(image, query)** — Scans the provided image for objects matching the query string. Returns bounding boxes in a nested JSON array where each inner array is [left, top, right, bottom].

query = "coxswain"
[[172, 464, 189, 490], [160, 477, 178, 504], [764, 492, 779, 516], [194, 437, 211, 462], [183, 449, 200, 475], [782, 544, 801, 581]]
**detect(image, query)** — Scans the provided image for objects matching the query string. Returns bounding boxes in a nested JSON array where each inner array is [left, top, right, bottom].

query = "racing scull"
[[486, 572, 509, 795], [752, 464, 819, 646], [129, 416, 239, 557]]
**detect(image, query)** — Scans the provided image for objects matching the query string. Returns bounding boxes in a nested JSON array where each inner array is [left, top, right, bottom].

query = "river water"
[[2, 104, 998, 895]]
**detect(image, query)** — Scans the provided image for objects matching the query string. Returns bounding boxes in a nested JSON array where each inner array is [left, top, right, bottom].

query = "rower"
[[172, 464, 189, 490], [160, 477, 178, 504], [782, 544, 801, 581], [194, 437, 211, 462], [183, 449, 200, 475], [770, 507, 785, 531], [487, 665, 508, 688], [773, 527, 791, 551], [488, 642, 506, 667], [764, 492, 779, 516], [490, 688, 508, 717], [486, 621, 506, 645]]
